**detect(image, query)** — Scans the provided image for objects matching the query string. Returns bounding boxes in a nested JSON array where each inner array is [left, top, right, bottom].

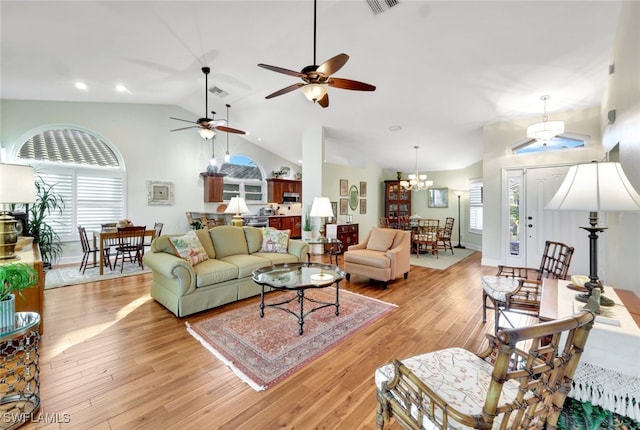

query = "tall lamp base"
[[454, 244, 466, 249], [231, 215, 243, 227]]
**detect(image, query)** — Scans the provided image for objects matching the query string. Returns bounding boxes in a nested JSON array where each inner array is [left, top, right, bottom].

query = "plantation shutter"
[[469, 179, 483, 232]]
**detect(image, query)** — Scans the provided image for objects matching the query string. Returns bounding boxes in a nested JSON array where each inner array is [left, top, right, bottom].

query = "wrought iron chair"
[[412, 219, 439, 259], [482, 240, 574, 332], [375, 292, 599, 430], [113, 226, 146, 272], [436, 217, 454, 255]]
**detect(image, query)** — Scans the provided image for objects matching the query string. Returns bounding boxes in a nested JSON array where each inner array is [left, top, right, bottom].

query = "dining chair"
[[142, 222, 163, 256], [379, 217, 390, 228], [78, 226, 100, 274], [436, 216, 455, 255], [112, 225, 146, 272], [376, 293, 599, 430], [412, 219, 439, 258]]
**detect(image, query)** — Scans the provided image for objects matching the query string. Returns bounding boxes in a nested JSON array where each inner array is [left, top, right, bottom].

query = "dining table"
[[92, 228, 157, 275], [540, 278, 640, 420]]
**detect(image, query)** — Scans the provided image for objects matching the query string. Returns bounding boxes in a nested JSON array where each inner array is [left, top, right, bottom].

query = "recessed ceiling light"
[[75, 82, 88, 91], [115, 84, 128, 93], [388, 125, 402, 132]]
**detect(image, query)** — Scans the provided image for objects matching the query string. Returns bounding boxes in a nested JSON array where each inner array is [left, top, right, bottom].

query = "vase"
[[302, 231, 312, 240], [0, 294, 15, 331]]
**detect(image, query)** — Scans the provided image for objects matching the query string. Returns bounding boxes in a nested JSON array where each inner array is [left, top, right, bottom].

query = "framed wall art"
[[360, 181, 367, 197], [340, 198, 348, 215], [428, 187, 449, 208], [147, 181, 174, 205], [331, 201, 338, 221], [340, 179, 348, 196], [348, 185, 359, 210], [360, 198, 367, 214]]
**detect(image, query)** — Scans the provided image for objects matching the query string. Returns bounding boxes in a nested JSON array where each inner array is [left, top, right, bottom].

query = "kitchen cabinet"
[[200, 173, 224, 203], [268, 215, 301, 239], [326, 224, 359, 249], [384, 180, 411, 229], [267, 179, 302, 203]]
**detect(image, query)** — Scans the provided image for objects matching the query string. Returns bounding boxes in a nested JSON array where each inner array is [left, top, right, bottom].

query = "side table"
[[0, 312, 40, 429], [304, 238, 343, 265]]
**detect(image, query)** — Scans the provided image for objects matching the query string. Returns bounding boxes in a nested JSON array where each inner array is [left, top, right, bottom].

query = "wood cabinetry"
[[0, 243, 45, 334], [268, 216, 302, 239], [384, 180, 412, 229], [326, 224, 359, 249], [267, 179, 302, 203], [200, 173, 225, 203]]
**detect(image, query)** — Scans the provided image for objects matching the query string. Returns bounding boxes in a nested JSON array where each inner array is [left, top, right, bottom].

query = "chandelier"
[[526, 95, 564, 142], [400, 146, 433, 191]]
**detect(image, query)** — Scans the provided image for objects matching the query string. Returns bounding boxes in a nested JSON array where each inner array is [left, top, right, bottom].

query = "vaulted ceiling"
[[0, 1, 621, 173]]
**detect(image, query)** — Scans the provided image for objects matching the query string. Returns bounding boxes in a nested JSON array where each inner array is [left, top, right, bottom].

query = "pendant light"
[[527, 95, 564, 142]]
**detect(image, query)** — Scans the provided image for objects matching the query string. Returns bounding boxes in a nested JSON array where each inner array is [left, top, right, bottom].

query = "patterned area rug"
[[45, 264, 150, 289], [187, 287, 396, 391], [410, 248, 476, 270]]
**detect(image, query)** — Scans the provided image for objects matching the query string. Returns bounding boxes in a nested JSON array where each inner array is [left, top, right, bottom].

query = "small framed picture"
[[340, 198, 348, 215], [331, 201, 338, 221], [428, 187, 449, 208], [360, 198, 367, 214], [147, 181, 174, 205], [360, 181, 367, 197], [340, 179, 348, 196]]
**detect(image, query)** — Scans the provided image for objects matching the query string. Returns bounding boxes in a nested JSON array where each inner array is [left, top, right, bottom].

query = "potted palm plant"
[[0, 263, 38, 330], [28, 177, 65, 269], [302, 209, 313, 240]]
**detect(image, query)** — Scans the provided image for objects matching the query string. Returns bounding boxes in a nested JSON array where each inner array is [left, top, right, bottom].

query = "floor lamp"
[[546, 162, 640, 307], [454, 191, 465, 249]]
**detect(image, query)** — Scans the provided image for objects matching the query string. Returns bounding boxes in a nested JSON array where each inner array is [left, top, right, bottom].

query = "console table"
[[540, 279, 640, 420]]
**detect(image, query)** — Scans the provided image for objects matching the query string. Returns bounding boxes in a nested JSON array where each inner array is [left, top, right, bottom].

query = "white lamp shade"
[[198, 127, 216, 140], [0, 163, 36, 204], [309, 197, 334, 218], [526, 120, 565, 141], [224, 196, 250, 214], [301, 84, 328, 102], [546, 162, 640, 212]]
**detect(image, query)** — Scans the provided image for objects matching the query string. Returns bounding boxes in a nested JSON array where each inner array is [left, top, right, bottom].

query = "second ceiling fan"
[[258, 0, 376, 108], [170, 66, 246, 139]]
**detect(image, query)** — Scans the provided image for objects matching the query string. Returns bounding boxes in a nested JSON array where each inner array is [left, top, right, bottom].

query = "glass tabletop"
[[0, 312, 40, 338], [252, 262, 345, 289], [303, 237, 342, 245]]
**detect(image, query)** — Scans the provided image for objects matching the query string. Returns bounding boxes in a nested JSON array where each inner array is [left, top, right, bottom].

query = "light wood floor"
[[25, 251, 498, 430]]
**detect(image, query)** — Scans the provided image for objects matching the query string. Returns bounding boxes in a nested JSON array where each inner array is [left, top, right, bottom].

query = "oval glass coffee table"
[[252, 262, 345, 335]]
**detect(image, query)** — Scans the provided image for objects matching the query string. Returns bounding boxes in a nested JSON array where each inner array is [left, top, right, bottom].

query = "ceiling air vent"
[[209, 86, 229, 98], [367, 0, 399, 15]]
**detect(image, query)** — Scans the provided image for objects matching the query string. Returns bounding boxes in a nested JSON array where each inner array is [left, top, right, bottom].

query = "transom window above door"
[[512, 134, 586, 155]]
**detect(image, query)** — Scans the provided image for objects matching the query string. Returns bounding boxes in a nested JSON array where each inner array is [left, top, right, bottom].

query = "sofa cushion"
[[253, 252, 299, 265], [219, 254, 272, 278], [367, 228, 396, 252], [193, 258, 239, 287], [209, 226, 249, 259], [169, 230, 209, 265], [243, 226, 263, 254], [344, 249, 390, 269], [196, 228, 216, 259], [260, 228, 290, 253]]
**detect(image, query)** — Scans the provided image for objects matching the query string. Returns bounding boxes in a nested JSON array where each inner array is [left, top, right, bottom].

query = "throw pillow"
[[260, 228, 290, 253], [169, 230, 209, 265], [366, 228, 397, 252]]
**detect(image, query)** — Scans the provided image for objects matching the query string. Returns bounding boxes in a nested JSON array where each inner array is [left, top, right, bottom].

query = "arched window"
[[218, 155, 265, 203], [16, 127, 126, 242]]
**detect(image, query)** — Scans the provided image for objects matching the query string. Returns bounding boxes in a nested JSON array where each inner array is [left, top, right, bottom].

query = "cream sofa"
[[343, 228, 411, 289], [143, 225, 309, 317]]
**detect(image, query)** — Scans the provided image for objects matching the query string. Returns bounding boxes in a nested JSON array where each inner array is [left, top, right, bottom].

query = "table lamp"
[[0, 164, 37, 260], [309, 197, 334, 239], [224, 196, 249, 227], [546, 161, 640, 307]]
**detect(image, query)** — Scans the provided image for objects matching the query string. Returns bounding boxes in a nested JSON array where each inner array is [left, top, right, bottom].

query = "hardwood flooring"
[[25, 251, 498, 430]]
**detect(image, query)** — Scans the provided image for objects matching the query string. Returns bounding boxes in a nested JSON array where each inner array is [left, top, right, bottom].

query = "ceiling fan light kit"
[[526, 95, 564, 142], [258, 0, 375, 108]]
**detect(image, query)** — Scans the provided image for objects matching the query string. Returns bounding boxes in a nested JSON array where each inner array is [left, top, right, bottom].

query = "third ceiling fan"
[[258, 0, 376, 108]]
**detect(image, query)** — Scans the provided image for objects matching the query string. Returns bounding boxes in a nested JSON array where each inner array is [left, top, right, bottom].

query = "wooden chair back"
[[412, 219, 439, 258], [379, 217, 390, 228]]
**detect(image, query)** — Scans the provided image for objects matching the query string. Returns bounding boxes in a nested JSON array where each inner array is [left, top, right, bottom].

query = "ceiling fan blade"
[[170, 126, 198, 132], [258, 63, 305, 78], [265, 83, 305, 99], [328, 77, 376, 91], [170, 117, 197, 124], [317, 93, 329, 108], [317, 53, 349, 77], [215, 125, 246, 135]]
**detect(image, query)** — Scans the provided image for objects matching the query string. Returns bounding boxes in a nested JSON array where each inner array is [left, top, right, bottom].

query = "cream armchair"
[[344, 228, 411, 289]]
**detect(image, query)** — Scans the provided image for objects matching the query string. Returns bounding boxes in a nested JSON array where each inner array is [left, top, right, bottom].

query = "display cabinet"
[[384, 180, 412, 229]]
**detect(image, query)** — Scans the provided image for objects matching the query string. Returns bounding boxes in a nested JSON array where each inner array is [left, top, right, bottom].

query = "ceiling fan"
[[170, 67, 246, 139], [258, 0, 376, 108]]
